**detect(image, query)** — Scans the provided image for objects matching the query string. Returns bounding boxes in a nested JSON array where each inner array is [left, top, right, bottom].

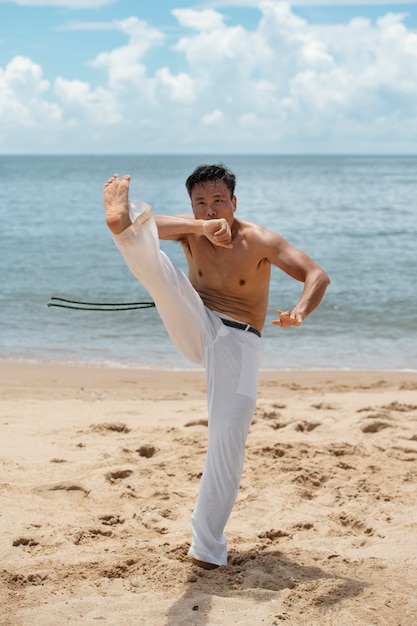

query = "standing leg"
[[189, 322, 263, 566]]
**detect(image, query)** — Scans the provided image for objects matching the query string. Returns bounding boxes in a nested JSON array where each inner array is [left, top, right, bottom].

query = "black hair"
[[185, 164, 236, 199]]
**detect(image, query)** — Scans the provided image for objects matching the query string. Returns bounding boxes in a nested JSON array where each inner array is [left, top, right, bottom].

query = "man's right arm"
[[154, 214, 202, 241], [155, 215, 233, 248]]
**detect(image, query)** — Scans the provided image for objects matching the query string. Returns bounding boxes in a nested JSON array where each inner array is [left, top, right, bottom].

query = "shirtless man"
[[104, 164, 329, 569]]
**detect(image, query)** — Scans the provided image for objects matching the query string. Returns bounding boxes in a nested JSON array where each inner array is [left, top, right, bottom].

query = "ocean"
[[1, 154, 416, 371]]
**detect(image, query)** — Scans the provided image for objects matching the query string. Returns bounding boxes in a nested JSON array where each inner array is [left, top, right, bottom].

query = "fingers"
[[213, 220, 232, 246], [204, 219, 233, 248], [201, 218, 233, 247], [213, 236, 233, 248], [214, 224, 230, 238], [273, 309, 303, 328]]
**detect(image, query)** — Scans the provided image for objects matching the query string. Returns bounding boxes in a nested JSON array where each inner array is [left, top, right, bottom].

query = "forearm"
[[154, 214, 204, 241], [292, 268, 330, 319]]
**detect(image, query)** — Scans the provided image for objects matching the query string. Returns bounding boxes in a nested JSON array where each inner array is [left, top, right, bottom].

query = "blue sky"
[[1, 0, 417, 154]]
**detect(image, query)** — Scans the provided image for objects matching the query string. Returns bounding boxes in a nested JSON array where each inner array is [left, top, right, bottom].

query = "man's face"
[[190, 181, 236, 225]]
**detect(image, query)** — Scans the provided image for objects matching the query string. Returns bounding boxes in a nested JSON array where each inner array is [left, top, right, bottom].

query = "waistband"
[[220, 317, 262, 338]]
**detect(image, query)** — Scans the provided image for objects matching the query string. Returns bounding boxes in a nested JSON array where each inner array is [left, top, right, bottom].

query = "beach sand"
[[1, 364, 416, 626]]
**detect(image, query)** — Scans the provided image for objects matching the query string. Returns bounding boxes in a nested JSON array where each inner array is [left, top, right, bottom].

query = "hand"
[[202, 219, 233, 248], [272, 309, 304, 328]]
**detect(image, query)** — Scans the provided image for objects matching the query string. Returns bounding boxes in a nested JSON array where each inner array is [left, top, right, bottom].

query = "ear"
[[232, 195, 237, 212]]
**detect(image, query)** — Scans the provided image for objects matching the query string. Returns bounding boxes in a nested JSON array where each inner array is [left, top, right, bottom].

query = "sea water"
[[0, 154, 416, 370]]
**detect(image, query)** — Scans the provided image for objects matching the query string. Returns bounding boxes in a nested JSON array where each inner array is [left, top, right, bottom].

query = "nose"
[[207, 204, 217, 217]]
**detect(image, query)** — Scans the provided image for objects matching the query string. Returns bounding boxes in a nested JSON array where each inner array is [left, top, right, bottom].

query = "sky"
[[1, 0, 417, 154]]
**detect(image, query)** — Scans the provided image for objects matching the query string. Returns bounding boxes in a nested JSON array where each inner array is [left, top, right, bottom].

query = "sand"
[[1, 363, 417, 626]]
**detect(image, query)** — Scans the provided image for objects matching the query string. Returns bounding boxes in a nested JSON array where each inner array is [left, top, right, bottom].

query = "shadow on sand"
[[164, 545, 367, 625]]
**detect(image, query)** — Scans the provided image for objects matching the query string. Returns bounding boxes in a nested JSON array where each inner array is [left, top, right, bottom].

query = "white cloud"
[[202, 109, 225, 126], [89, 17, 164, 92], [3, 54, 49, 93], [54, 77, 122, 125], [173, 9, 255, 65], [155, 68, 195, 104], [0, 56, 61, 130], [1, 1, 417, 152], [172, 8, 226, 32]]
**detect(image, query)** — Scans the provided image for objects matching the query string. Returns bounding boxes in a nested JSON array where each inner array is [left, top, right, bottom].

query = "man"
[[104, 164, 329, 570]]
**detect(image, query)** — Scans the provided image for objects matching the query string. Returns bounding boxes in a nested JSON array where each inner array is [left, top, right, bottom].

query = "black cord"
[[48, 296, 155, 311]]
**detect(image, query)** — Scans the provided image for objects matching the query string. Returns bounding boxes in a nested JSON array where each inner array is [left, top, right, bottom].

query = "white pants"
[[113, 202, 263, 565]]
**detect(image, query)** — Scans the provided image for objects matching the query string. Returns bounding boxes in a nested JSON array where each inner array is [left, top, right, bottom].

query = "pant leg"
[[188, 316, 263, 565], [112, 201, 211, 365]]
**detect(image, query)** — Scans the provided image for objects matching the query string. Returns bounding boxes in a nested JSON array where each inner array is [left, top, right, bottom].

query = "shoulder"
[[238, 220, 296, 268], [236, 219, 284, 244]]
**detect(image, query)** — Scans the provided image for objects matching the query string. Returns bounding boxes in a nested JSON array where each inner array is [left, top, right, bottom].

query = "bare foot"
[[104, 173, 132, 234], [191, 558, 219, 570]]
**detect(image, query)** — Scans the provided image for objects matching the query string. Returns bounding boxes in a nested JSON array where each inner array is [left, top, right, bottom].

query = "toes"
[[104, 173, 131, 192], [104, 173, 122, 189]]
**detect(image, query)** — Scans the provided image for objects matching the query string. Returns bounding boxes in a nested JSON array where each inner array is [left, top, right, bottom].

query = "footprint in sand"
[[91, 422, 131, 434], [136, 445, 157, 458], [292, 469, 327, 489], [382, 401, 417, 412], [311, 402, 337, 410], [33, 481, 89, 499], [360, 420, 391, 433], [258, 529, 291, 541], [142, 515, 169, 535], [105, 469, 133, 483], [101, 559, 137, 579], [12, 537, 39, 548], [72, 527, 113, 545], [326, 443, 357, 456], [7, 572, 48, 587], [332, 512, 374, 536], [184, 419, 208, 427], [141, 506, 173, 534], [98, 514, 125, 526], [258, 445, 287, 458], [294, 420, 321, 432]]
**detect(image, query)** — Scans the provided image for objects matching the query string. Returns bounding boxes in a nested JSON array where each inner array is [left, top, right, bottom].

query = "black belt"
[[220, 318, 261, 338]]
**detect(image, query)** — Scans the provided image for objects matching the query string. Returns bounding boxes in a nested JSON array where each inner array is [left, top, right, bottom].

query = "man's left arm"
[[265, 231, 330, 328]]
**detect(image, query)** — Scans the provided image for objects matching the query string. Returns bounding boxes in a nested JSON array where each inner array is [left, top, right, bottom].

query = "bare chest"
[[184, 237, 269, 292]]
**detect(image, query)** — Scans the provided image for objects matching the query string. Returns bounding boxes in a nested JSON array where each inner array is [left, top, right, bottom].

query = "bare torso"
[[104, 174, 330, 333], [180, 218, 271, 331]]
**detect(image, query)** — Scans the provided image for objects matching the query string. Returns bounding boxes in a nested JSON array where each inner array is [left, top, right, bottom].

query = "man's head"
[[185, 164, 236, 199]]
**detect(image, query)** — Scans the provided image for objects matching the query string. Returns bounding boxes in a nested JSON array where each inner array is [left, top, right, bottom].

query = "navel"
[[239, 279, 246, 286], [198, 270, 203, 277]]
